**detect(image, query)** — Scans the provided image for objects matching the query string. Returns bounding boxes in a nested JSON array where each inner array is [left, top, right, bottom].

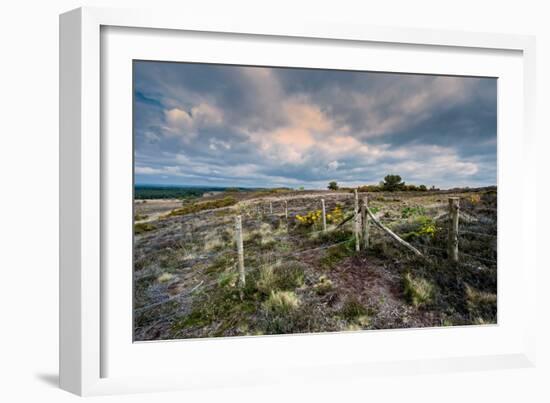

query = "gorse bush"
[[296, 205, 344, 227], [401, 216, 437, 240], [416, 216, 437, 238]]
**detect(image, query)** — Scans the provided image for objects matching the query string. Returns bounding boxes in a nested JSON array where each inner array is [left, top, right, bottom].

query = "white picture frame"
[[59, 6, 537, 396]]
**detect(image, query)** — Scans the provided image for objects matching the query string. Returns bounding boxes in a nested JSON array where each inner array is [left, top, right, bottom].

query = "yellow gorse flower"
[[295, 204, 345, 227]]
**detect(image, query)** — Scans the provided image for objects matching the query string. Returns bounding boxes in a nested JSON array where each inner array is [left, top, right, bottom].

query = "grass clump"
[[168, 196, 237, 217], [403, 272, 435, 308], [313, 275, 333, 295], [256, 265, 277, 295], [263, 290, 300, 314], [276, 262, 305, 289], [256, 261, 305, 295], [217, 271, 238, 288], [340, 297, 368, 321], [465, 284, 496, 322], [134, 222, 157, 234]]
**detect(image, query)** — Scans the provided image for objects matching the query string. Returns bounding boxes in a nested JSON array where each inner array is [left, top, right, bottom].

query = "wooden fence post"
[[354, 188, 360, 251], [448, 197, 460, 264], [235, 215, 246, 287], [321, 199, 327, 232], [361, 196, 369, 251], [284, 200, 288, 219], [270, 202, 273, 214]]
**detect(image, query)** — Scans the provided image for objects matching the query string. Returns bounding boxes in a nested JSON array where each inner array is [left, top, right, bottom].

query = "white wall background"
[[0, 0, 547, 401]]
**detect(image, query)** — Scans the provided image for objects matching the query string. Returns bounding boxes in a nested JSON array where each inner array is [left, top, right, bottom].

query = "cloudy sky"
[[134, 61, 497, 189]]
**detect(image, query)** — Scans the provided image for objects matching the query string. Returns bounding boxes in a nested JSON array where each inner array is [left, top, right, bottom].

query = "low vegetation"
[[465, 284, 497, 322], [403, 272, 435, 308], [263, 290, 301, 314], [134, 222, 156, 234], [167, 196, 237, 217]]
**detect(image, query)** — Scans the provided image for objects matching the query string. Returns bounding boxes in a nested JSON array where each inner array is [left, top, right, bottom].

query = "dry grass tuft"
[[263, 291, 300, 314], [465, 284, 496, 322], [157, 273, 174, 283], [403, 272, 434, 308], [313, 275, 333, 295]]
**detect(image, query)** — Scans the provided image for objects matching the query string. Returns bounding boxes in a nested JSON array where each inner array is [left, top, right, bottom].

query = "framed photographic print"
[[60, 7, 537, 396]]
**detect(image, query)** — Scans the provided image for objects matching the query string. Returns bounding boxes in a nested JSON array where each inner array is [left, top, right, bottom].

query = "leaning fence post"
[[361, 196, 369, 250], [448, 197, 460, 264], [235, 215, 246, 287], [321, 199, 327, 232], [354, 188, 361, 251]]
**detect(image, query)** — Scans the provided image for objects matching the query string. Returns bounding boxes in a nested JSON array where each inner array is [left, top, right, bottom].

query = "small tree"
[[328, 181, 339, 191], [382, 174, 405, 191]]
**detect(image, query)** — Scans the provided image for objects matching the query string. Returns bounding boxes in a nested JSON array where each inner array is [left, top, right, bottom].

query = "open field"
[[133, 188, 497, 341]]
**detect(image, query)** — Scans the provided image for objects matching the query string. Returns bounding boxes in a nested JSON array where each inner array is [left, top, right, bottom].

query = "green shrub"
[[340, 297, 368, 321]]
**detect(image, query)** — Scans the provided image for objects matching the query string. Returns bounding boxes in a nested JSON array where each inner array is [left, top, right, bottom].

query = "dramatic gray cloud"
[[134, 61, 497, 189]]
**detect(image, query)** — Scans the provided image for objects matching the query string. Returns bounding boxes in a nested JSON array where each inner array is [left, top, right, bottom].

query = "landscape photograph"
[[133, 61, 497, 341]]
